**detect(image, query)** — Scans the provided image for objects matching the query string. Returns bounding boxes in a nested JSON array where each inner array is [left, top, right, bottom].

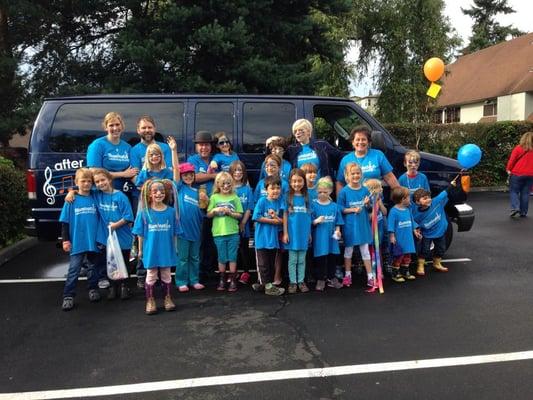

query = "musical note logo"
[[58, 175, 74, 194], [43, 167, 57, 205]]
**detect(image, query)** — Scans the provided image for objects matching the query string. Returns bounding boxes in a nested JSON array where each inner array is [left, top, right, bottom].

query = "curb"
[[470, 186, 508, 192], [0, 237, 38, 266]]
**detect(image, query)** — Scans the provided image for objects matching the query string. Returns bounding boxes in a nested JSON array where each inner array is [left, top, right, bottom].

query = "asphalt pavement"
[[1, 191, 532, 400]]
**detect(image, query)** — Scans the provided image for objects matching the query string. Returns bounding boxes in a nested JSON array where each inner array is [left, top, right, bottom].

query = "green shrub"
[[0, 156, 27, 247], [384, 121, 533, 186]]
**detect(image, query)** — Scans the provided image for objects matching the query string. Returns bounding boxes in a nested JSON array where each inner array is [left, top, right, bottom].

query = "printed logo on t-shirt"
[[361, 162, 377, 174], [298, 151, 318, 163], [75, 205, 97, 215], [183, 194, 198, 206], [292, 205, 307, 213], [398, 220, 412, 229], [148, 221, 171, 232], [423, 212, 441, 229], [106, 152, 129, 162], [99, 202, 118, 212]]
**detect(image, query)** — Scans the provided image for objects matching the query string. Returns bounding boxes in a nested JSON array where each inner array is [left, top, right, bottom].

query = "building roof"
[[437, 32, 533, 107]]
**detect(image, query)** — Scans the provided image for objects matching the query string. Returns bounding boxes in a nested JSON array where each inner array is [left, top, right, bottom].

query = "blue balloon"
[[457, 144, 482, 169]]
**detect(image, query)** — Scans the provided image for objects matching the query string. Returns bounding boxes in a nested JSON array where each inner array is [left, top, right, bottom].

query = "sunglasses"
[[218, 140, 230, 145]]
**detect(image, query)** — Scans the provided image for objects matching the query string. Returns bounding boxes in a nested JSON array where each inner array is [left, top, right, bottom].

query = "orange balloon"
[[423, 57, 445, 82]]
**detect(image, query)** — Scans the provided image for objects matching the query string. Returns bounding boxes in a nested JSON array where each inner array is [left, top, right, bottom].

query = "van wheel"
[[445, 221, 453, 250]]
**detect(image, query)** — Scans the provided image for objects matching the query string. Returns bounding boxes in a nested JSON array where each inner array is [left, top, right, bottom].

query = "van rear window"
[[242, 102, 295, 153], [49, 103, 184, 152]]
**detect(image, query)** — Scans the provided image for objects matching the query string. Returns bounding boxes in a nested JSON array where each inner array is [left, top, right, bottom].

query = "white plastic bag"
[[106, 227, 128, 280]]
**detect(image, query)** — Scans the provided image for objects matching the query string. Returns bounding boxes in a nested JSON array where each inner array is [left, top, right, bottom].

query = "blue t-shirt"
[[398, 172, 430, 196], [307, 187, 318, 203], [259, 159, 292, 181], [130, 141, 173, 170], [132, 206, 180, 268], [252, 197, 284, 249], [212, 152, 240, 172], [175, 181, 204, 242], [337, 149, 393, 185], [253, 177, 289, 203], [310, 200, 344, 257], [187, 153, 214, 195], [297, 144, 321, 178], [235, 184, 254, 238], [86, 136, 132, 191], [412, 190, 449, 239], [387, 206, 418, 254], [59, 194, 99, 255], [284, 194, 312, 251], [338, 185, 372, 247], [135, 168, 173, 188], [94, 190, 134, 249]]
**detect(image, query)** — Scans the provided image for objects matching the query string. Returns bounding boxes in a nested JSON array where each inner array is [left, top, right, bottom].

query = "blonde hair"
[[143, 143, 167, 170], [213, 172, 234, 195], [343, 162, 362, 179], [74, 167, 93, 183], [364, 178, 382, 195], [300, 163, 318, 174], [316, 176, 334, 191], [292, 119, 313, 135], [102, 112, 125, 131], [519, 132, 533, 151], [90, 168, 113, 182], [404, 149, 421, 163]]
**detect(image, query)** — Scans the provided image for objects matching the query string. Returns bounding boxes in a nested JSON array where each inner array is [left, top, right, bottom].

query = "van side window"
[[49, 103, 184, 153], [313, 105, 370, 151], [242, 103, 295, 153], [194, 102, 234, 140]]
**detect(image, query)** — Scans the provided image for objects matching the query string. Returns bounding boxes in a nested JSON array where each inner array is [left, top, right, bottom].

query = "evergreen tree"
[[462, 0, 523, 54]]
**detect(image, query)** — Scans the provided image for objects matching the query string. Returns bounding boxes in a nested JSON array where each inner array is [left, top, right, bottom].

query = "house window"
[[445, 107, 460, 123], [483, 99, 497, 116], [433, 109, 444, 124]]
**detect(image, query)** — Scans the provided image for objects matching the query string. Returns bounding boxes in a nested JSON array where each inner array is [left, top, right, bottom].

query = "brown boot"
[[416, 258, 426, 276], [144, 283, 157, 315], [433, 257, 448, 272], [162, 282, 176, 311]]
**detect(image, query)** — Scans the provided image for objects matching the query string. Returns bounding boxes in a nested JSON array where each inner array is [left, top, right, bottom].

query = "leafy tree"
[[351, 0, 460, 123], [461, 0, 524, 55]]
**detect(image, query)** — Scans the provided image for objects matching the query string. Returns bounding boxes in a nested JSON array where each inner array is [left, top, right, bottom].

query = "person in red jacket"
[[506, 131, 533, 218]]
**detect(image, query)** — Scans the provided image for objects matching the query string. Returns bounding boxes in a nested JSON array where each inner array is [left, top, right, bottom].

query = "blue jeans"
[[176, 237, 201, 286], [420, 235, 446, 259], [288, 250, 307, 284], [509, 174, 533, 216], [63, 252, 99, 298]]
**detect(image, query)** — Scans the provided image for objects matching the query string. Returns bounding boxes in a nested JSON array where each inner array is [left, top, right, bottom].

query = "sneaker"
[[88, 289, 101, 302], [239, 272, 251, 284], [327, 278, 343, 289], [342, 275, 352, 287], [288, 284, 297, 294], [265, 283, 285, 296], [391, 270, 405, 283], [252, 283, 265, 292], [401, 267, 416, 281], [192, 283, 205, 290], [178, 285, 189, 293], [98, 279, 110, 289], [510, 209, 520, 218], [62, 297, 74, 311], [315, 280, 326, 291], [298, 282, 310, 293], [367, 277, 377, 288]]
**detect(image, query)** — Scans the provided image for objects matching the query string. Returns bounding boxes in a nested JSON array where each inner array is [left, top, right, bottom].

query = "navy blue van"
[[26, 94, 474, 245]]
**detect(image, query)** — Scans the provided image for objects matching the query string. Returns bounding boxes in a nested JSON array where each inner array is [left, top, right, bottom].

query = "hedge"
[[0, 156, 27, 247], [383, 121, 533, 186]]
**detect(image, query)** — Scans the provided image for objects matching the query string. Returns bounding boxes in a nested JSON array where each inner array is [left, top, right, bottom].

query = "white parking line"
[[0, 350, 532, 399]]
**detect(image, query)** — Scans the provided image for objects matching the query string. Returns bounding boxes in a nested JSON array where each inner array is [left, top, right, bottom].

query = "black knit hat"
[[194, 130, 213, 143]]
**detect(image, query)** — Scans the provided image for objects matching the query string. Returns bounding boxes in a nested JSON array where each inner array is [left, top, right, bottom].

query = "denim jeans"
[[288, 250, 306, 284], [176, 237, 201, 286], [509, 174, 533, 216], [420, 235, 446, 259], [63, 252, 99, 298]]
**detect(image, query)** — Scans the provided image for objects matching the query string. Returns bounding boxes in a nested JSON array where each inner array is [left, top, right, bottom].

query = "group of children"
[[61, 132, 454, 314]]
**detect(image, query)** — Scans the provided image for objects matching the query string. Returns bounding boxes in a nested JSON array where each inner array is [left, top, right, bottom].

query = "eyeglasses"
[[218, 140, 230, 145], [407, 159, 419, 164]]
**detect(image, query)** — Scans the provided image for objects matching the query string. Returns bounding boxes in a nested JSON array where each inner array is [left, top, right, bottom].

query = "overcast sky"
[[349, 0, 532, 96]]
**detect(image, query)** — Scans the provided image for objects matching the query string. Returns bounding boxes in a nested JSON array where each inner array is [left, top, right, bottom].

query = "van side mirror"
[[371, 130, 386, 151]]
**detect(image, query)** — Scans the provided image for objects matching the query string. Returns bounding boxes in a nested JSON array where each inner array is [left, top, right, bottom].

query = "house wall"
[[525, 92, 533, 119], [460, 103, 483, 123], [498, 93, 527, 121]]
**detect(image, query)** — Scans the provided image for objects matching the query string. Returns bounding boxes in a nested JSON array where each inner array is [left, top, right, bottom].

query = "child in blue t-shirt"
[[229, 160, 254, 285], [310, 177, 344, 291], [338, 162, 374, 289], [60, 168, 101, 311], [135, 143, 174, 189], [209, 132, 240, 172], [398, 150, 430, 199], [301, 163, 318, 203], [413, 187, 452, 276], [252, 176, 286, 296], [259, 136, 292, 181], [387, 186, 422, 283], [282, 168, 312, 294], [174, 162, 207, 292], [133, 179, 180, 315], [254, 154, 289, 203]]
